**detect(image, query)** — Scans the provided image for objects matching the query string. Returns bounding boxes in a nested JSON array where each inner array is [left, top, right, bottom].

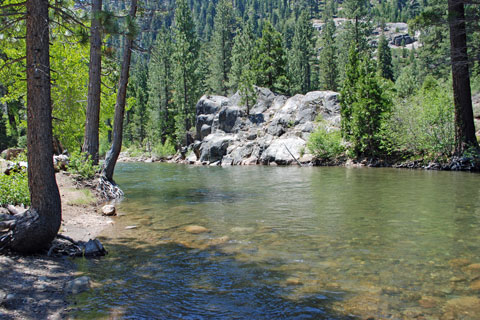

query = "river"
[[72, 163, 480, 319]]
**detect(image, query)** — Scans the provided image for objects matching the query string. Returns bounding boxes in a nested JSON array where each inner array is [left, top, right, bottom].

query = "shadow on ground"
[[0, 252, 76, 320]]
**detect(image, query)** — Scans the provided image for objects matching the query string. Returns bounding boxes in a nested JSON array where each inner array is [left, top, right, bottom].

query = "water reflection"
[[71, 164, 480, 319]]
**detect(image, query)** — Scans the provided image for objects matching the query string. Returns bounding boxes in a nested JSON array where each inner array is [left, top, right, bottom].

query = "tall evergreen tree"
[[102, 0, 138, 187], [319, 3, 338, 91], [129, 60, 149, 146], [172, 0, 200, 145], [447, 0, 479, 154], [377, 34, 394, 81], [82, 0, 103, 164], [210, 0, 235, 95], [344, 0, 371, 52], [340, 44, 361, 137], [147, 27, 174, 143], [1, 0, 62, 253], [229, 21, 255, 92], [288, 9, 316, 94], [252, 21, 288, 93]]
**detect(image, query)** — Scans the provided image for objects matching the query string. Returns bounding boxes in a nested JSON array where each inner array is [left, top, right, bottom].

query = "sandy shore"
[[0, 172, 113, 320]]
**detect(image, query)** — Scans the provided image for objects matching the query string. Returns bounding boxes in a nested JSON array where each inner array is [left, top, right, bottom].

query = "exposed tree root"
[[97, 175, 124, 200], [0, 209, 40, 253]]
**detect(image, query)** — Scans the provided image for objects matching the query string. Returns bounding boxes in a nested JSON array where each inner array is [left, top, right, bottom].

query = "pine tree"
[[210, 0, 235, 95], [341, 47, 392, 157], [172, 0, 200, 145], [229, 21, 255, 92], [343, 0, 371, 52], [349, 58, 392, 157], [340, 44, 360, 137], [82, 0, 103, 164], [252, 21, 288, 93], [377, 34, 394, 81], [319, 3, 338, 91], [147, 27, 174, 144], [288, 9, 316, 94], [102, 0, 138, 187], [336, 0, 371, 85], [129, 60, 149, 146]]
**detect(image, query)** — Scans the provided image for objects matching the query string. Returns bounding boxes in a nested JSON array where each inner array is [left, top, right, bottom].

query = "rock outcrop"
[[184, 87, 341, 166]]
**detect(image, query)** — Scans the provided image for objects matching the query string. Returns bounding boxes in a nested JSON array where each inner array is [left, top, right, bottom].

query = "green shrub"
[[153, 138, 176, 158], [123, 145, 144, 157], [307, 124, 345, 160], [386, 77, 454, 160], [0, 170, 30, 206], [68, 151, 99, 180]]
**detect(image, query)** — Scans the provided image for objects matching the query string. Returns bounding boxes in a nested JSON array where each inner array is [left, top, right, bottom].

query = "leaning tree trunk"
[[448, 0, 479, 155], [1, 0, 62, 253], [100, 0, 137, 199], [82, 0, 103, 165]]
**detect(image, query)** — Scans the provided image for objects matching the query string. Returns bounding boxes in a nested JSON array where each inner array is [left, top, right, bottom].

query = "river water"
[[72, 163, 480, 319]]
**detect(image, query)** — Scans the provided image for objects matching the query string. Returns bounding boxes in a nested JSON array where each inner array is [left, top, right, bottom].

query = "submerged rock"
[[65, 276, 91, 294], [442, 296, 480, 319], [185, 225, 209, 234]]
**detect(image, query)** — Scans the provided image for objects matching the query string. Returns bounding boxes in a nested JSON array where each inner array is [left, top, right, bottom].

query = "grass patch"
[[0, 170, 30, 206], [66, 188, 96, 206]]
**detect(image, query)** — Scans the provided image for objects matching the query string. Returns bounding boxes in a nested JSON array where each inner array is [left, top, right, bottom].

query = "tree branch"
[[48, 5, 87, 28], [0, 56, 26, 71], [0, 1, 26, 10]]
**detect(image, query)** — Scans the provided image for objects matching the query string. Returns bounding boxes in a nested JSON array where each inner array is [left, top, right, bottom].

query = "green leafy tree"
[[377, 34, 394, 81], [172, 0, 200, 145], [387, 77, 455, 159], [288, 9, 316, 94], [210, 0, 234, 95]]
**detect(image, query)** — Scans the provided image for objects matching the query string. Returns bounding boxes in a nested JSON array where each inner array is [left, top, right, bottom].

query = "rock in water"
[[84, 239, 107, 257], [185, 225, 209, 234], [65, 276, 91, 294], [101, 204, 116, 216]]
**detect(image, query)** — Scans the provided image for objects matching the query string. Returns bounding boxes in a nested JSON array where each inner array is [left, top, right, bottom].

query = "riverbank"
[[0, 172, 112, 320], [117, 150, 480, 172]]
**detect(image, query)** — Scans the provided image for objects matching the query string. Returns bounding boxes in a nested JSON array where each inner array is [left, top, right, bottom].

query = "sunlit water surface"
[[72, 163, 480, 319]]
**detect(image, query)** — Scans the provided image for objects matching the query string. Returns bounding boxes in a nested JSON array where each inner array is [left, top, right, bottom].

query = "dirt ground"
[[0, 172, 113, 320]]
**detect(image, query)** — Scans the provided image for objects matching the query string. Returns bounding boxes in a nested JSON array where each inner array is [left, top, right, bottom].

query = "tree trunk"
[[101, 0, 137, 186], [82, 0, 103, 164], [448, 0, 479, 155], [1, 0, 62, 253]]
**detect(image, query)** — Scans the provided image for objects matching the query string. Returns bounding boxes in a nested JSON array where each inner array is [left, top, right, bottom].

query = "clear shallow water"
[[72, 164, 480, 319]]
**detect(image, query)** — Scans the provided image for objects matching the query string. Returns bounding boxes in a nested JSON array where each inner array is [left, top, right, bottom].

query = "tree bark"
[[82, 0, 102, 164], [101, 0, 137, 184], [448, 0, 479, 155], [3, 0, 62, 253]]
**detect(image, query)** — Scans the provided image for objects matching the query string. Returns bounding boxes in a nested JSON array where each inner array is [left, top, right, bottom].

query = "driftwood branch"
[[56, 233, 78, 245], [283, 144, 303, 167]]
